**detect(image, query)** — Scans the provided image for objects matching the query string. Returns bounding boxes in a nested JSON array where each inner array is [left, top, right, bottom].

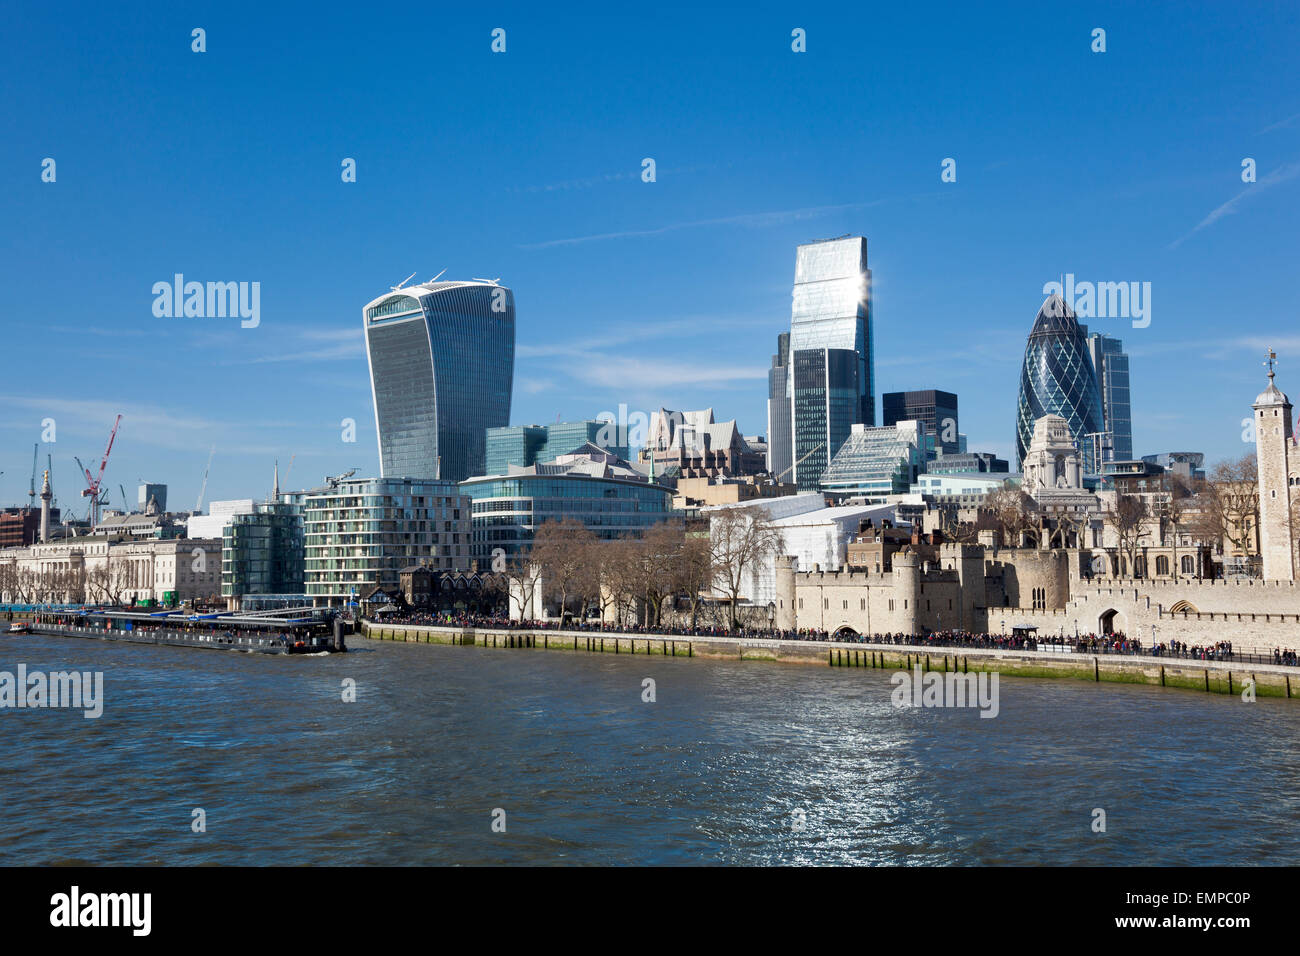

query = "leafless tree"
[[1107, 494, 1149, 578], [1189, 455, 1260, 561], [987, 485, 1035, 547], [531, 519, 599, 625], [672, 534, 715, 629], [709, 505, 785, 631]]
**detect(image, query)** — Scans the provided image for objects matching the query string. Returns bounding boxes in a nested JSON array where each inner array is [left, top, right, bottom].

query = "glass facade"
[[301, 477, 470, 605], [221, 502, 305, 604], [365, 281, 515, 483], [792, 348, 858, 489], [1016, 296, 1104, 474], [767, 332, 792, 479], [818, 421, 926, 500], [462, 474, 675, 558], [483, 421, 627, 476], [789, 236, 874, 439], [1085, 331, 1133, 462], [882, 390, 960, 456]]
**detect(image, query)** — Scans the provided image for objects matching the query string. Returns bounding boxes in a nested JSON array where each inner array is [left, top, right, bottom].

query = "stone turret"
[[891, 547, 920, 632], [775, 555, 796, 630], [1254, 351, 1295, 581]]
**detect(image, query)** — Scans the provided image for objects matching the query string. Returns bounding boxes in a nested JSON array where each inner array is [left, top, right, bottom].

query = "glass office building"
[[300, 477, 469, 606], [364, 279, 515, 483], [483, 421, 629, 477], [1084, 330, 1133, 463], [221, 502, 305, 608], [1016, 295, 1105, 475], [788, 236, 874, 488], [792, 348, 859, 490], [767, 332, 792, 480], [818, 421, 927, 501], [462, 471, 675, 558], [883, 390, 960, 456]]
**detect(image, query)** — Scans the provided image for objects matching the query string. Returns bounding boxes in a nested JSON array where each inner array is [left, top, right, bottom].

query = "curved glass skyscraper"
[[364, 279, 515, 483], [1016, 294, 1104, 474]]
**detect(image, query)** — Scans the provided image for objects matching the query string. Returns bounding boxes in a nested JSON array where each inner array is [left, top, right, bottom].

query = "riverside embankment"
[[361, 621, 1300, 699]]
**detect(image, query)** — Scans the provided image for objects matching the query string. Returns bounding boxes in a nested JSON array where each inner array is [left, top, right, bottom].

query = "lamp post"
[[1001, 618, 1006, 635]]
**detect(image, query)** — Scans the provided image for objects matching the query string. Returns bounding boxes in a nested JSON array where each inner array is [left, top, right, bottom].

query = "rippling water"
[[1, 634, 1297, 865]]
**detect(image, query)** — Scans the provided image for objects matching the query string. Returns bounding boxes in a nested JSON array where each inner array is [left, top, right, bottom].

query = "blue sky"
[[2, 1, 1298, 513]]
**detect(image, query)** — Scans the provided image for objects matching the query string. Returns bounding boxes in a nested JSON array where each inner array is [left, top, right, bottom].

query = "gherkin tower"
[[1016, 294, 1104, 474]]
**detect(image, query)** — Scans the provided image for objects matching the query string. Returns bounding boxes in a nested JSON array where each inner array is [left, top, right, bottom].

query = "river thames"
[[2, 633, 1297, 866]]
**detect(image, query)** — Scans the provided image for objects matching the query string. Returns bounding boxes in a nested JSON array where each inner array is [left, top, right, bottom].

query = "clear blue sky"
[[2, 1, 1298, 513]]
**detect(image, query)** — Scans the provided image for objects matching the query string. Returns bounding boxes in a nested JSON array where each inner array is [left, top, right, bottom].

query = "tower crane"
[[195, 445, 215, 513], [79, 415, 122, 528], [28, 444, 38, 507], [120, 484, 129, 514]]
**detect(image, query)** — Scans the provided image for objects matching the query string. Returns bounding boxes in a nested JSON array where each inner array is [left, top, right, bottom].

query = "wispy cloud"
[[1169, 161, 1300, 248], [519, 199, 894, 250], [1259, 111, 1300, 134], [247, 326, 364, 364]]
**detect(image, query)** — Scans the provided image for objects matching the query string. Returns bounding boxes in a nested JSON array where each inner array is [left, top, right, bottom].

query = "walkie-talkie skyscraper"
[[363, 278, 515, 483]]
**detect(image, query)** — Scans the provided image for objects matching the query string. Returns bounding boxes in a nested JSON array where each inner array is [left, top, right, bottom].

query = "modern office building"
[[1083, 330, 1133, 463], [818, 421, 927, 501], [221, 502, 305, 610], [1141, 452, 1205, 482], [787, 236, 874, 486], [484, 420, 628, 476], [767, 332, 793, 479], [301, 476, 470, 606], [138, 483, 167, 514], [363, 278, 515, 483], [462, 452, 675, 559], [792, 348, 860, 489], [883, 390, 960, 456], [1016, 294, 1105, 475], [927, 451, 1009, 475]]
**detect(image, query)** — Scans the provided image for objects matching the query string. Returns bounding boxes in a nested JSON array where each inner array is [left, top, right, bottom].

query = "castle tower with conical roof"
[[1254, 350, 1296, 581]]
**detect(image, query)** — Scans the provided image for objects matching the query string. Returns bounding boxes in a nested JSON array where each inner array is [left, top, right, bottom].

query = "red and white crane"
[[80, 415, 122, 527]]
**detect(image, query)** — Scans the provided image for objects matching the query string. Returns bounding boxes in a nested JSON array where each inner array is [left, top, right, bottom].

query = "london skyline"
[[3, 3, 1298, 510]]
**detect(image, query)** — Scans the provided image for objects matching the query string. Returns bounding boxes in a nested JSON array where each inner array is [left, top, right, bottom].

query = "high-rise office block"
[[882, 389, 960, 457], [484, 421, 628, 476], [788, 236, 874, 486], [1016, 294, 1104, 474], [364, 278, 515, 483], [792, 348, 859, 489], [767, 332, 792, 480], [1084, 330, 1133, 462]]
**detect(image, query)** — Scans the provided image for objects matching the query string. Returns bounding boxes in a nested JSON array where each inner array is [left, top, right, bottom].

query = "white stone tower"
[[1253, 350, 1296, 581]]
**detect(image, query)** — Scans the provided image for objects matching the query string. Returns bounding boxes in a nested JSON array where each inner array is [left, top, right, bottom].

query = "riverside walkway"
[[362, 621, 1300, 700]]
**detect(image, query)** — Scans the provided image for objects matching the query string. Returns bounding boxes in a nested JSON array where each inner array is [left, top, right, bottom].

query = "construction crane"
[[47, 454, 56, 510], [79, 415, 122, 528], [325, 468, 357, 488], [773, 442, 824, 485], [28, 444, 37, 507], [120, 483, 129, 514], [195, 445, 215, 513], [282, 453, 296, 488]]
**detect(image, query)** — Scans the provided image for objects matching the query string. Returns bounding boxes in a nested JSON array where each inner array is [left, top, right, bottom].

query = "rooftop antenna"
[[391, 271, 417, 292], [425, 268, 447, 284]]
